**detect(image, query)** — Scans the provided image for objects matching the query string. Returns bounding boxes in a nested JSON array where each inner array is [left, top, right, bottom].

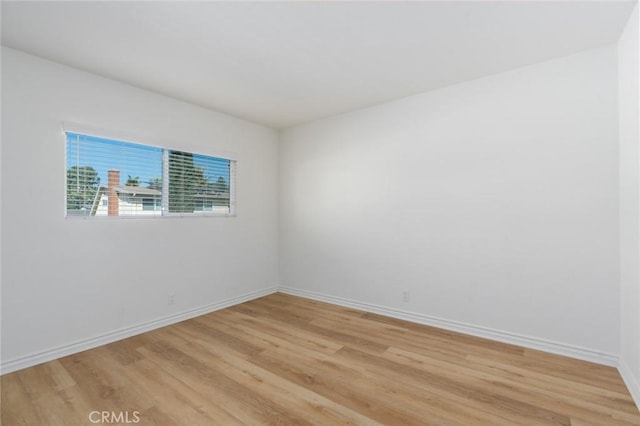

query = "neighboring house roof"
[[114, 185, 161, 196]]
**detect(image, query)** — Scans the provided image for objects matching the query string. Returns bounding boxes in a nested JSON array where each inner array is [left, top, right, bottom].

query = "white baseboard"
[[619, 359, 640, 410], [278, 286, 619, 367], [1, 285, 624, 378], [1, 286, 278, 375]]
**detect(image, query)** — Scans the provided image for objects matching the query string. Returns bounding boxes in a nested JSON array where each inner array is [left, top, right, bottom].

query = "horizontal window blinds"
[[168, 150, 231, 214], [65, 132, 233, 218]]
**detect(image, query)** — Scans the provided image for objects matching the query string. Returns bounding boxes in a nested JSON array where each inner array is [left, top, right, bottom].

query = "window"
[[65, 132, 235, 217], [142, 198, 161, 211]]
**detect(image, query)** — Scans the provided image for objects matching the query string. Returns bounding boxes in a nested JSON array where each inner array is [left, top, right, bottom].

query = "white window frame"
[[63, 123, 237, 219]]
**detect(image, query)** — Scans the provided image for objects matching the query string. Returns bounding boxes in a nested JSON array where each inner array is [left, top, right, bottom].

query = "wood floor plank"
[[465, 354, 639, 414], [212, 308, 345, 355], [179, 330, 381, 425], [58, 351, 156, 415], [338, 345, 572, 426], [122, 363, 239, 425], [1, 373, 47, 425], [137, 339, 311, 425], [381, 346, 637, 426], [2, 293, 639, 425], [249, 347, 441, 425], [56, 384, 107, 426]]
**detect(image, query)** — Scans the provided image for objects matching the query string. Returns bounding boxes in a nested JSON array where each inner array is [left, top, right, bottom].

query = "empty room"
[[1, 0, 639, 424]]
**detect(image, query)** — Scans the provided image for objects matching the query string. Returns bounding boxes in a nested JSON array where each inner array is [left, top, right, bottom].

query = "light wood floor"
[[2, 293, 639, 425]]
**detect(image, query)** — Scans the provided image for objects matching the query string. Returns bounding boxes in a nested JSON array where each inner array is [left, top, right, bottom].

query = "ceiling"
[[1, 1, 636, 129]]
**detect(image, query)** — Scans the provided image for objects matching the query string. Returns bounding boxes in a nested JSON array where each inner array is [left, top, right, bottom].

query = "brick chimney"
[[107, 169, 120, 216]]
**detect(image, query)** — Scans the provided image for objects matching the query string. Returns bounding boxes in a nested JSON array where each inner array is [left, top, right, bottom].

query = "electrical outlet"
[[403, 290, 410, 302], [168, 293, 175, 305]]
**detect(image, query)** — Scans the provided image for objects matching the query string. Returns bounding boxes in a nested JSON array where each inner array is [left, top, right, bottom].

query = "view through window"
[[65, 132, 234, 217]]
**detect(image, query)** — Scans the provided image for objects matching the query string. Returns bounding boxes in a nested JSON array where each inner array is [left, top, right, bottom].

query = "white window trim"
[[63, 122, 237, 219]]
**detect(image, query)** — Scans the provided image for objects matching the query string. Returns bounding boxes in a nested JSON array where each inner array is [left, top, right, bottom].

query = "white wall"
[[619, 3, 640, 407], [1, 47, 279, 371], [280, 46, 620, 362], [0, 32, 631, 383]]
